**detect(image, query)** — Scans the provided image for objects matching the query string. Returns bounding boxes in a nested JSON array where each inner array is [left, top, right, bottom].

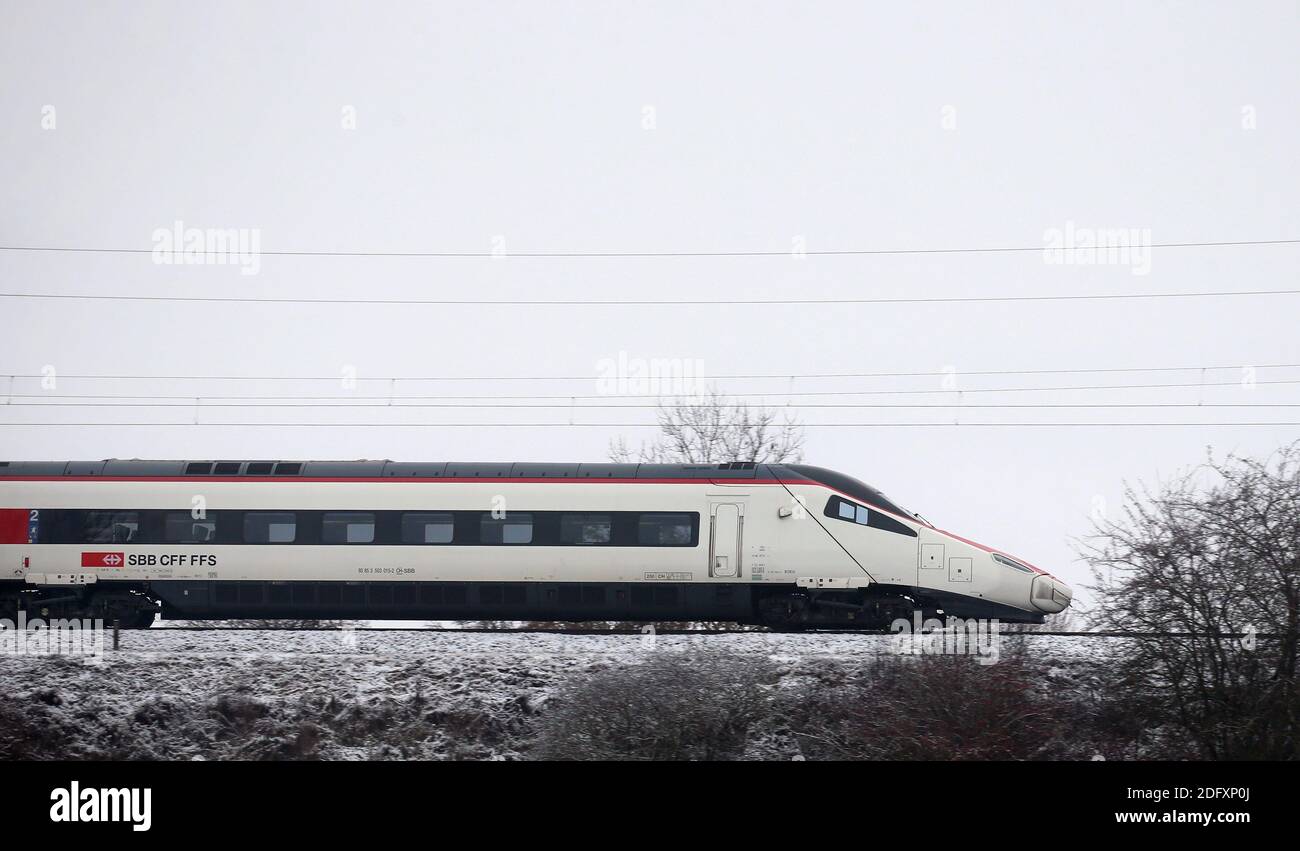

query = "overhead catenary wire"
[[5, 241, 1293, 428], [2, 362, 1295, 383], [1, 237, 1297, 258], [3, 378, 1298, 401], [2, 288, 1298, 307], [6, 402, 1300, 409], [0, 421, 1296, 428]]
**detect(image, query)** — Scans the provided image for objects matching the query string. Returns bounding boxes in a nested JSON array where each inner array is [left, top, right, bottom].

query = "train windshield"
[[781, 464, 927, 525]]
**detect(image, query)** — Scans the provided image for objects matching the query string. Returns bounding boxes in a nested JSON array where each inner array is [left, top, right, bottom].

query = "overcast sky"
[[2, 1, 1298, 602]]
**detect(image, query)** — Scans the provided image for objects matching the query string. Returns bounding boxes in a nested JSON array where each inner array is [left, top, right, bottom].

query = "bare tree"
[[609, 388, 804, 464], [1080, 442, 1300, 759]]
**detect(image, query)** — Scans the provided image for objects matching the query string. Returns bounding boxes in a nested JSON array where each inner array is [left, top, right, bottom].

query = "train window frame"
[[636, 513, 696, 547], [162, 511, 218, 544], [826, 496, 870, 526], [322, 512, 376, 545], [559, 513, 613, 545], [401, 512, 455, 544], [82, 511, 140, 544], [243, 512, 298, 544], [479, 513, 534, 545], [823, 496, 918, 538]]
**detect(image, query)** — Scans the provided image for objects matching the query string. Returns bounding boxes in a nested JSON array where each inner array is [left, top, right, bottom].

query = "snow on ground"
[[0, 630, 1109, 760]]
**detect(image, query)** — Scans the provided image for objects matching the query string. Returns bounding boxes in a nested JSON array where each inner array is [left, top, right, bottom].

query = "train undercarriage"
[[0, 582, 159, 629], [0, 580, 1040, 631], [754, 585, 934, 630]]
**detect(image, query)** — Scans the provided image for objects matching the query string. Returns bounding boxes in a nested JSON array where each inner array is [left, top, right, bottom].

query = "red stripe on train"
[[0, 509, 29, 544]]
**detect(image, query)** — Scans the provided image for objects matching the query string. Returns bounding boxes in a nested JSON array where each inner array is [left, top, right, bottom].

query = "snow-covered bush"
[[531, 652, 778, 760]]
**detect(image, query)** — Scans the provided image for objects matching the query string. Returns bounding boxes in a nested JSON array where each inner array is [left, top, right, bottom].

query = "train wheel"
[[756, 592, 808, 631], [130, 610, 158, 629], [85, 591, 159, 629]]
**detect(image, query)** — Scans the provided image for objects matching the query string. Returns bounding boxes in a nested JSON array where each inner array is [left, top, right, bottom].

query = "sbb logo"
[[81, 552, 125, 568]]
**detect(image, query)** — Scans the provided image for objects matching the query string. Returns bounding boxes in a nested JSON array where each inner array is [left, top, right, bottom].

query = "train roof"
[[0, 459, 911, 517], [0, 459, 762, 479]]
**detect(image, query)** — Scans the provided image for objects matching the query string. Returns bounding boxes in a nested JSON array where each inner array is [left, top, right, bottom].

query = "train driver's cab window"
[[163, 511, 217, 543], [637, 513, 694, 546], [244, 512, 297, 544], [322, 512, 376, 544], [828, 496, 870, 526], [83, 511, 139, 544], [401, 513, 454, 544], [480, 513, 533, 544], [824, 495, 918, 538], [560, 513, 612, 545]]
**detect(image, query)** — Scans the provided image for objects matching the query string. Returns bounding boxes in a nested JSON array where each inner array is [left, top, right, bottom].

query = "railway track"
[[136, 626, 1283, 638]]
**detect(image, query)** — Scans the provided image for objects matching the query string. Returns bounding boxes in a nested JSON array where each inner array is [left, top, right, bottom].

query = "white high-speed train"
[[0, 459, 1072, 628]]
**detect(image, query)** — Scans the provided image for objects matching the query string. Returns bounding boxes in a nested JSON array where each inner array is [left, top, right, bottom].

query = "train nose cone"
[[1030, 574, 1073, 614]]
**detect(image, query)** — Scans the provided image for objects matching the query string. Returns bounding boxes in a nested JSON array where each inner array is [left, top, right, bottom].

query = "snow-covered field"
[[0, 630, 1107, 760]]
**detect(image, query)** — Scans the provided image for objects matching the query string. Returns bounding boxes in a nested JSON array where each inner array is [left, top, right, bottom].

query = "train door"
[[709, 502, 743, 578]]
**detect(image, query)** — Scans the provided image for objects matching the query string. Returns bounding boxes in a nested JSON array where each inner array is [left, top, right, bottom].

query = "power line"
[[0, 421, 1295, 428], [5, 378, 1298, 400], [3, 362, 1294, 383], [5, 402, 1298, 410], [1, 238, 1297, 258], [2, 289, 1297, 307]]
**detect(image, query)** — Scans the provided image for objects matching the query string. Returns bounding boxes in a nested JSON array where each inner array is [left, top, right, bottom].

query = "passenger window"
[[322, 512, 375, 544], [480, 513, 533, 544], [637, 513, 693, 546], [837, 501, 855, 521], [401, 513, 454, 544], [855, 505, 870, 525], [163, 511, 217, 543], [83, 511, 139, 544], [560, 514, 612, 545], [244, 512, 296, 544]]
